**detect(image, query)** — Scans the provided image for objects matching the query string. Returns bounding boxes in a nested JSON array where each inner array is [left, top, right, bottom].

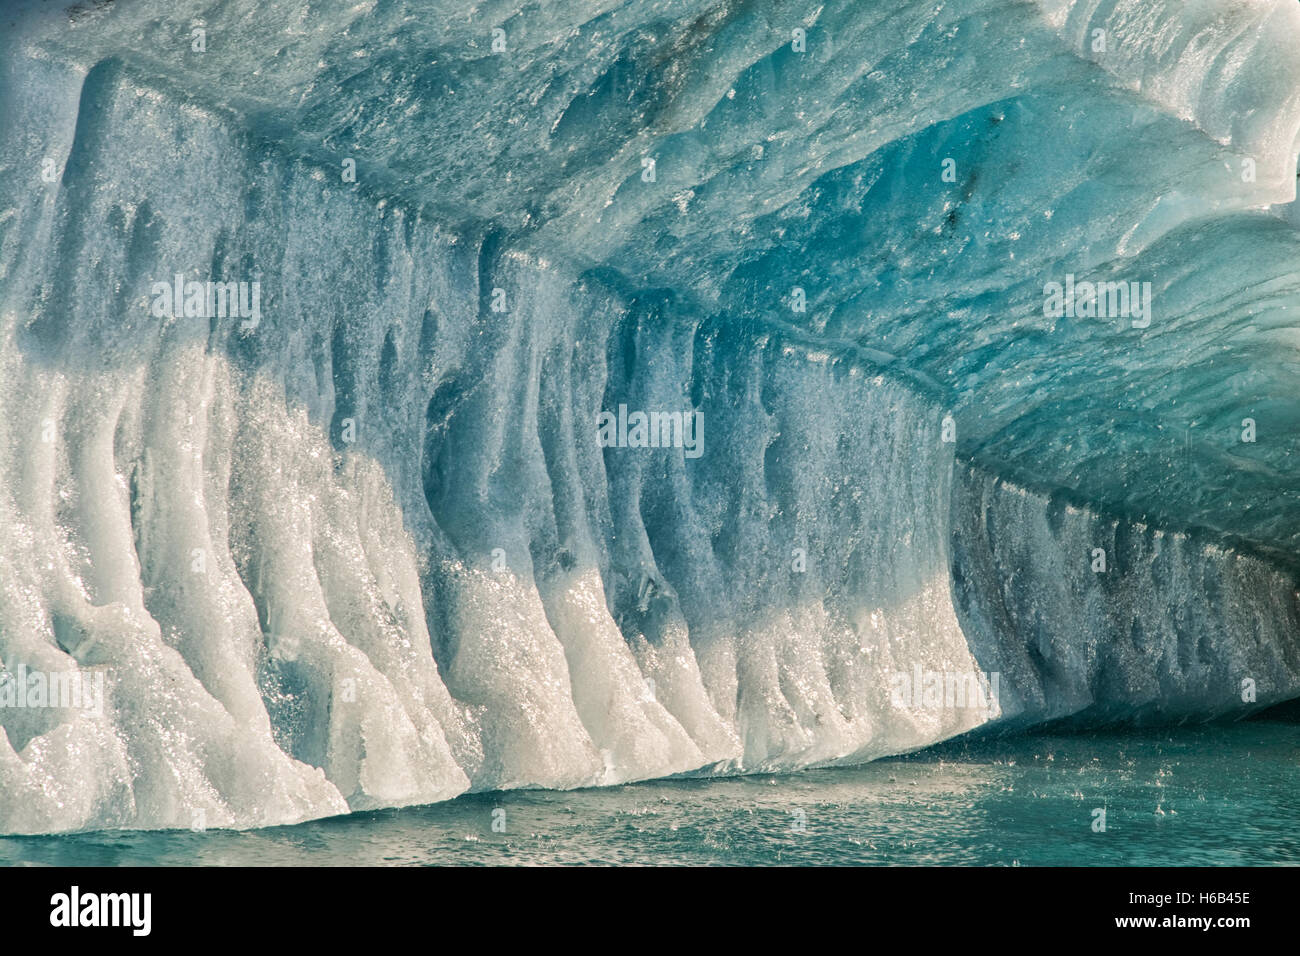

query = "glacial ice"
[[0, 0, 1298, 832]]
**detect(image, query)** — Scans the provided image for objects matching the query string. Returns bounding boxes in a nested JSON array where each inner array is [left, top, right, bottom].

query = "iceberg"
[[0, 0, 1298, 833]]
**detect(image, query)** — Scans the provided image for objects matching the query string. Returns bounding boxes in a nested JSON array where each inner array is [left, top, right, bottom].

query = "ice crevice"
[[0, 0, 1299, 832]]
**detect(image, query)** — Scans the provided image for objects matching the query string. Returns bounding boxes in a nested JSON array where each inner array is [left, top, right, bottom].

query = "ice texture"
[[0, 0, 1298, 832]]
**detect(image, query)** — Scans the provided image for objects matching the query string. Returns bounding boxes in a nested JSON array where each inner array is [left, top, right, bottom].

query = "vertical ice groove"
[[950, 462, 1300, 725]]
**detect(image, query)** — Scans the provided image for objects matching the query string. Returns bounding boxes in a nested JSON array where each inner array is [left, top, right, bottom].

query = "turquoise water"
[[3, 722, 1296, 866]]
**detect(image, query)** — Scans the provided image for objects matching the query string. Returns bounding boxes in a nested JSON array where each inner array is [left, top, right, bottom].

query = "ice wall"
[[0, 54, 997, 831], [0, 0, 1298, 833]]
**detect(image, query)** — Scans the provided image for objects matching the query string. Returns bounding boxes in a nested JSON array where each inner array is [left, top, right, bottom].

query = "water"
[[4, 722, 1294, 867]]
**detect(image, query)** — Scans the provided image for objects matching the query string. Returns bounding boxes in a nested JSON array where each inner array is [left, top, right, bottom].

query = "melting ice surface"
[[0, 0, 1299, 834]]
